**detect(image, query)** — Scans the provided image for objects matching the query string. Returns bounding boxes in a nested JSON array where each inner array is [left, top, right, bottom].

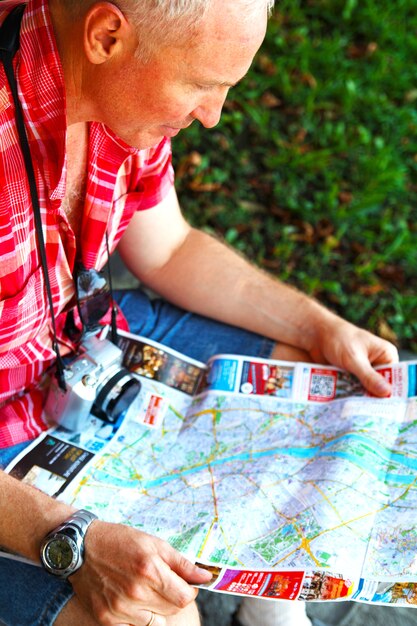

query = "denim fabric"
[[0, 289, 274, 625], [114, 288, 275, 363], [0, 560, 73, 626], [0, 441, 32, 470]]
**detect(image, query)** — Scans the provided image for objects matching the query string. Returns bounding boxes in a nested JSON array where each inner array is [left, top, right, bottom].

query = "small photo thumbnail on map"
[[195, 562, 223, 587], [199, 357, 241, 394], [120, 338, 205, 395], [9, 436, 94, 498], [240, 362, 294, 398], [298, 571, 354, 601], [370, 581, 417, 605], [21, 465, 65, 496]]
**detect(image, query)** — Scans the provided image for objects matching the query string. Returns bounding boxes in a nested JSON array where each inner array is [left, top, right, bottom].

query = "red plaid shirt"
[[0, 0, 174, 446]]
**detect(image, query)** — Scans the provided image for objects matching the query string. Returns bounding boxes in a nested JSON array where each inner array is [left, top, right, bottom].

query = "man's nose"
[[191, 90, 228, 128]]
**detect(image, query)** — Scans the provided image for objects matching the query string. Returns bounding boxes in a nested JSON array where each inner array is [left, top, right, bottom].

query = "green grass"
[[173, 0, 417, 352]]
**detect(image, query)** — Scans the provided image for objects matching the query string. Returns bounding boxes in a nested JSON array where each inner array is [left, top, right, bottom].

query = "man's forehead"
[[176, 3, 267, 80], [200, 0, 267, 34], [124, 0, 267, 80]]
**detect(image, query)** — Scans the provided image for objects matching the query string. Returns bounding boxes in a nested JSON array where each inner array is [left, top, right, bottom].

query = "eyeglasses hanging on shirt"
[[65, 233, 119, 345]]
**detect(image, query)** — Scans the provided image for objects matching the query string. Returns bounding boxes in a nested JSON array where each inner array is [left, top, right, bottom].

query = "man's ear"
[[83, 2, 132, 64]]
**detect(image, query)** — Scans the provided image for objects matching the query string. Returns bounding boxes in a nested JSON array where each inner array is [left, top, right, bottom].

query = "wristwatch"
[[40, 509, 98, 578]]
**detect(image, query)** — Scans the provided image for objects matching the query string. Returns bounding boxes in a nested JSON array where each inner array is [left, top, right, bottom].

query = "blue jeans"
[[0, 289, 274, 625]]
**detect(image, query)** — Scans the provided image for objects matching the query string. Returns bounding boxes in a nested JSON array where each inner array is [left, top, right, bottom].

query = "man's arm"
[[118, 187, 398, 396], [0, 469, 211, 623]]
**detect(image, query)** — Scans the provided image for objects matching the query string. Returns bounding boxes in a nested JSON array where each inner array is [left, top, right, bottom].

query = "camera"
[[45, 336, 141, 431]]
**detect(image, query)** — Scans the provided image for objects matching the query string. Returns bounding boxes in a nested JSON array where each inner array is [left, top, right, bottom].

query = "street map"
[[6, 331, 417, 606]]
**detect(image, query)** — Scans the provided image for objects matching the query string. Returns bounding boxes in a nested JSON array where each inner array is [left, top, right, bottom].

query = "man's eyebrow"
[[199, 73, 247, 88]]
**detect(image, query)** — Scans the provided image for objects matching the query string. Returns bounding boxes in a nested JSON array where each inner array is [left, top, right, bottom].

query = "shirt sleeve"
[[102, 136, 176, 264]]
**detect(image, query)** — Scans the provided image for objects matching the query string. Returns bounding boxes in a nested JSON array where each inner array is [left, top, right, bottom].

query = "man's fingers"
[[117, 611, 166, 626], [337, 331, 399, 397], [133, 545, 210, 611], [360, 338, 399, 396], [369, 341, 399, 367], [349, 354, 392, 397], [138, 610, 165, 626], [136, 555, 199, 611], [365, 369, 392, 397], [163, 550, 212, 585]]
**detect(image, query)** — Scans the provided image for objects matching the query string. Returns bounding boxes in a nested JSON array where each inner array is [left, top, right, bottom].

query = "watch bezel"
[[40, 509, 98, 578], [40, 531, 82, 578]]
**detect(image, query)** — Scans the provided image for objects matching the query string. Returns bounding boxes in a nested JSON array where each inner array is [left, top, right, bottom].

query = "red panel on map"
[[143, 395, 164, 426], [213, 569, 304, 600]]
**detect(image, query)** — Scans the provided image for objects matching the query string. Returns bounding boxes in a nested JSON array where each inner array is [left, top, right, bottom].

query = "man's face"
[[92, 2, 267, 149]]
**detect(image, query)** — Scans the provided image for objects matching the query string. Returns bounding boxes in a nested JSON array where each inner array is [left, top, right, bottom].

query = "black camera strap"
[[0, 5, 67, 389]]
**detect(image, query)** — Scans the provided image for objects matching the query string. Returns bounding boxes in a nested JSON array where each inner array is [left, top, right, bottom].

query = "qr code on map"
[[309, 369, 337, 401]]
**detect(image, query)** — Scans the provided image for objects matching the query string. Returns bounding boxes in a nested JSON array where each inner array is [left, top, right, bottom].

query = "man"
[[0, 0, 398, 625]]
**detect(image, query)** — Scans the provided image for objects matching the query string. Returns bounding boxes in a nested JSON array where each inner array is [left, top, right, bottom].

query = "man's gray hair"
[[129, 0, 275, 60], [66, 0, 274, 61], [126, 0, 275, 21]]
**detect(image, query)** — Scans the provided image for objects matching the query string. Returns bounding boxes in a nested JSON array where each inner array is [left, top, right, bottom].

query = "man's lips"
[[161, 122, 193, 138], [162, 126, 182, 137]]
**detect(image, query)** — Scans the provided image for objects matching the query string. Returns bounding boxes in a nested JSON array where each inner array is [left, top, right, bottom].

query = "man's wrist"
[[293, 297, 340, 356]]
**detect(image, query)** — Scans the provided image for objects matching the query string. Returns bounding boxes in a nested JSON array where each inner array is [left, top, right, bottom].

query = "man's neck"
[[48, 0, 92, 126]]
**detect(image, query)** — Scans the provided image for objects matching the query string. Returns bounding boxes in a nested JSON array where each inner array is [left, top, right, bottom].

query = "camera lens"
[[93, 369, 141, 422]]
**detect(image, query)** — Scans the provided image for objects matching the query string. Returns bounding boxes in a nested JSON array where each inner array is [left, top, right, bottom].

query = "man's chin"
[[119, 124, 187, 149], [135, 136, 166, 150], [112, 128, 166, 151]]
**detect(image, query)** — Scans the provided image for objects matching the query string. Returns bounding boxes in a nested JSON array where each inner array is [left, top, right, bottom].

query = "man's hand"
[[70, 521, 212, 626], [309, 316, 399, 397]]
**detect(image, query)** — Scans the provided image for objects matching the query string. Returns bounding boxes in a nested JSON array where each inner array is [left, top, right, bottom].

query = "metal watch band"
[[52, 509, 98, 535]]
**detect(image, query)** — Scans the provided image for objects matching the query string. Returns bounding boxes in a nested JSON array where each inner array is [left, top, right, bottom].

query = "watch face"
[[45, 536, 76, 571]]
